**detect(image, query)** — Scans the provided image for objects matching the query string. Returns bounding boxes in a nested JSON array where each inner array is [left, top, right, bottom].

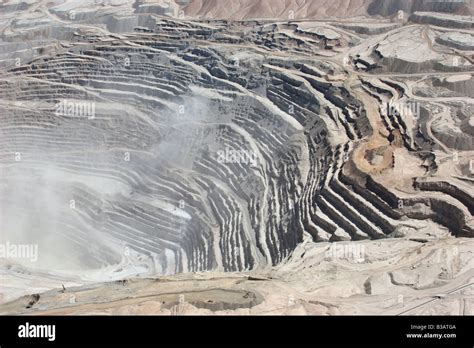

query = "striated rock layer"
[[0, 1, 473, 314]]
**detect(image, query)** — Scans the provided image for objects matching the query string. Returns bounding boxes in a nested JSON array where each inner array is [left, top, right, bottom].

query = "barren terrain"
[[0, 0, 473, 315]]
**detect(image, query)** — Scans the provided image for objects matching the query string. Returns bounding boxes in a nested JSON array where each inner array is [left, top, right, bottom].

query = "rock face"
[[175, 0, 474, 20], [374, 27, 442, 73], [436, 32, 474, 51], [0, 0, 473, 315], [410, 11, 474, 28]]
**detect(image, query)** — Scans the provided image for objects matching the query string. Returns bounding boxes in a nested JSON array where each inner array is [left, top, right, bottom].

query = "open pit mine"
[[0, 0, 473, 315]]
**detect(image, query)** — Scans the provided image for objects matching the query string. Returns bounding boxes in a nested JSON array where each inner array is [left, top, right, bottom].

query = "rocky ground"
[[0, 0, 473, 315], [2, 235, 474, 315]]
